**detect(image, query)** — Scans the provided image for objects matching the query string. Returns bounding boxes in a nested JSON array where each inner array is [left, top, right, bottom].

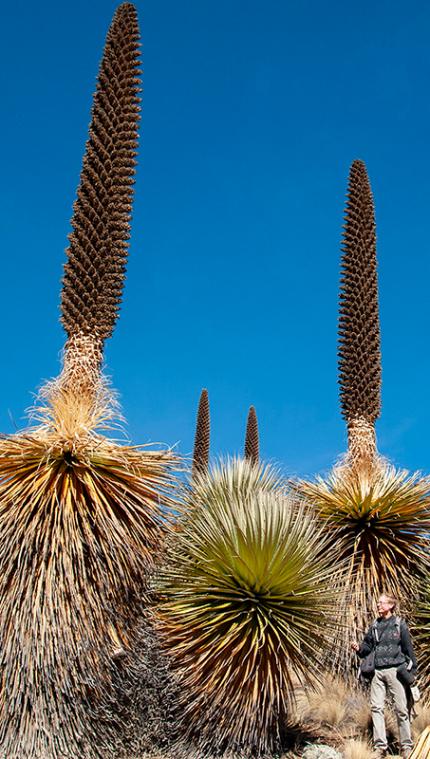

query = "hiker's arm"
[[401, 622, 417, 670], [357, 627, 374, 658]]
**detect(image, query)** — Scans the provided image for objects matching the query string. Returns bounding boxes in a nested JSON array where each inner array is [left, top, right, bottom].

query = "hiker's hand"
[[351, 642, 359, 652]]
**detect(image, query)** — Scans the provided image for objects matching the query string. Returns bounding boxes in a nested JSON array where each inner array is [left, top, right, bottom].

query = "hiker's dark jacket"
[[358, 616, 417, 671]]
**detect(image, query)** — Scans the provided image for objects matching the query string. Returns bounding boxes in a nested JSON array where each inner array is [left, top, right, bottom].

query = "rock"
[[301, 744, 343, 759]]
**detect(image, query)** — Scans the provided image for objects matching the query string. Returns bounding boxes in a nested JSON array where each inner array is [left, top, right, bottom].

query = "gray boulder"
[[301, 744, 343, 759]]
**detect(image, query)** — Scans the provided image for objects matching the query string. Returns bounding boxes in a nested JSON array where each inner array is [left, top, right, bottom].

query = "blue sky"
[[1, 0, 430, 477]]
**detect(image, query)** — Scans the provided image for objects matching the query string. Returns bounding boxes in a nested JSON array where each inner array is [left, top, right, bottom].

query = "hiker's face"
[[377, 595, 394, 614]]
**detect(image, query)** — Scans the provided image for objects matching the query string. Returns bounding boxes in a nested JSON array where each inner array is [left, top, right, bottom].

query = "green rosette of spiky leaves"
[[156, 458, 343, 755], [300, 462, 430, 673]]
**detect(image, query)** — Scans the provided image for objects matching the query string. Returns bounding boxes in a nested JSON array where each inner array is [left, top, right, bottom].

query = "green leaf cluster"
[[157, 458, 343, 753]]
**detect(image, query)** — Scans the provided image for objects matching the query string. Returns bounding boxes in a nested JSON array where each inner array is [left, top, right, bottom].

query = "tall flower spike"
[[54, 1, 141, 414], [338, 159, 381, 468], [61, 2, 141, 364], [192, 389, 210, 478], [244, 405, 259, 465]]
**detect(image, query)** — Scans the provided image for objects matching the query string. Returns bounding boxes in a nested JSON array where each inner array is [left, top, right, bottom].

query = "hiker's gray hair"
[[380, 593, 398, 611]]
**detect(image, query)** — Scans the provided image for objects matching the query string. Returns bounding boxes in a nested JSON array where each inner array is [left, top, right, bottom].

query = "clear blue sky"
[[1, 0, 430, 478]]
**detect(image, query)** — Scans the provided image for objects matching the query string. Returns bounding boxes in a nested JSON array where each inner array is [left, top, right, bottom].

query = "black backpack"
[[359, 617, 402, 679]]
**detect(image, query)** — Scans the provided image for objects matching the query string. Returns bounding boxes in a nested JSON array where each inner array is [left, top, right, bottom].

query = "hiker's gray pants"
[[370, 667, 413, 750]]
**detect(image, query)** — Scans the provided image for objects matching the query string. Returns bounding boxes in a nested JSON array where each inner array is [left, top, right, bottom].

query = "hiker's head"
[[377, 594, 397, 617]]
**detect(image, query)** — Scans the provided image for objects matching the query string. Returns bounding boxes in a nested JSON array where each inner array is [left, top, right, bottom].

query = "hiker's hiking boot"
[[374, 751, 386, 758], [401, 752, 412, 759]]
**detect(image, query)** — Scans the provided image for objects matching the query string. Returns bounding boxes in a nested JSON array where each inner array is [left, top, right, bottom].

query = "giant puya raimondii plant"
[[300, 160, 430, 671], [156, 393, 342, 755], [0, 5, 176, 758]]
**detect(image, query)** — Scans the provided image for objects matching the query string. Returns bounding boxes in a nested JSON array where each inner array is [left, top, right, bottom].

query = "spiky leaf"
[[61, 3, 141, 343], [157, 459, 342, 753], [410, 728, 430, 758]]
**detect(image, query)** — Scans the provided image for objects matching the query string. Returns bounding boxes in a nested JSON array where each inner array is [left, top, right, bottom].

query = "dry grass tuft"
[[292, 676, 371, 743], [304, 682, 348, 727], [290, 674, 409, 750], [411, 702, 430, 739], [342, 739, 376, 759]]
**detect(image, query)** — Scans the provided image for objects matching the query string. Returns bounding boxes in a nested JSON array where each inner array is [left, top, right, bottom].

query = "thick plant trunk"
[[45, 332, 105, 440], [347, 416, 377, 471], [60, 332, 103, 394]]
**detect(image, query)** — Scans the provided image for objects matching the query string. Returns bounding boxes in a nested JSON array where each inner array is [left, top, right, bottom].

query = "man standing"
[[352, 594, 417, 759]]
